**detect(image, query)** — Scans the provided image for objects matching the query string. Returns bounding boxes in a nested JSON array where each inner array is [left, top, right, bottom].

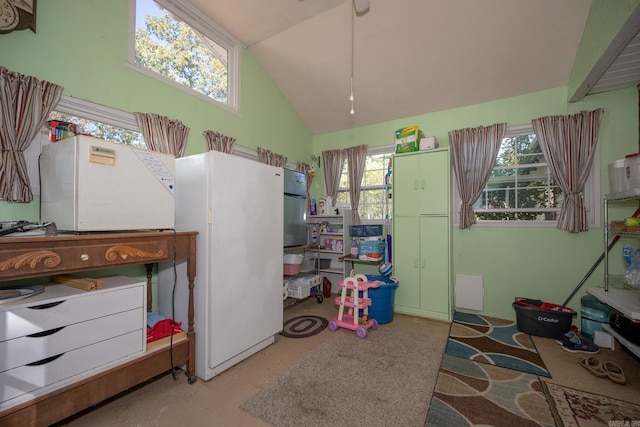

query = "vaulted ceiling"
[[188, 0, 636, 135]]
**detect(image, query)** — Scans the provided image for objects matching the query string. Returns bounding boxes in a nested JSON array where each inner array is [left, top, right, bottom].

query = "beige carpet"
[[240, 326, 446, 426]]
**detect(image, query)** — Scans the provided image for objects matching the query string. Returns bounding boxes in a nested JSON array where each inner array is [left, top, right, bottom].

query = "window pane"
[[337, 151, 393, 220], [49, 112, 146, 148], [135, 0, 228, 104]]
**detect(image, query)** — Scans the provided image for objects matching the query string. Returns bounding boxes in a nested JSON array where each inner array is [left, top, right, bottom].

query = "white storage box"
[[608, 159, 627, 193], [283, 254, 303, 276], [285, 274, 321, 299], [420, 136, 439, 150], [625, 153, 640, 190]]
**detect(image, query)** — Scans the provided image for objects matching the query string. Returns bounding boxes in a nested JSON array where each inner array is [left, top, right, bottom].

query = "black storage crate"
[[512, 302, 575, 339]]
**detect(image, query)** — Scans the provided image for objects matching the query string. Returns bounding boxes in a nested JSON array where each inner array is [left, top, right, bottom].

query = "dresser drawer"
[[0, 308, 143, 372], [0, 330, 143, 407], [0, 283, 143, 341]]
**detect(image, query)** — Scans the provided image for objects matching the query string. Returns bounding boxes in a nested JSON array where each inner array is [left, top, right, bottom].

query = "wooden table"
[[0, 230, 197, 427]]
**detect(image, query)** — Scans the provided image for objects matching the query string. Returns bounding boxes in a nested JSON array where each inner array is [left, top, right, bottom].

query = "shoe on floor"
[[555, 331, 582, 346], [560, 337, 599, 354], [580, 356, 607, 377], [603, 361, 626, 384]]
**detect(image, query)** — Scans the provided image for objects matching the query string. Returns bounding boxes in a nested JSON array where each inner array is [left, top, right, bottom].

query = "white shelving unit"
[[586, 190, 640, 358], [306, 209, 351, 294]]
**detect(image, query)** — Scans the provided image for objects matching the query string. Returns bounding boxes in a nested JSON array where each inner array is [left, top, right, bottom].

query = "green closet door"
[[393, 154, 420, 217], [420, 215, 450, 314], [393, 216, 421, 309], [418, 150, 449, 215]]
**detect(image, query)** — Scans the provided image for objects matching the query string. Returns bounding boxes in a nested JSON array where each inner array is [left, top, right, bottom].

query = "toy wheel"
[[371, 319, 379, 330], [356, 326, 368, 339], [328, 320, 338, 331], [316, 294, 324, 303]]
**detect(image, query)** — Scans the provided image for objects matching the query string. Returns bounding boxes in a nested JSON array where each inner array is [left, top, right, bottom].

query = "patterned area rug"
[[279, 315, 328, 338], [425, 354, 555, 426], [445, 312, 551, 377], [542, 381, 640, 426]]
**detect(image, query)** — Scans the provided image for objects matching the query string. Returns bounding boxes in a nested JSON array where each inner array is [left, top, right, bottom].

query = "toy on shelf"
[[328, 274, 381, 338]]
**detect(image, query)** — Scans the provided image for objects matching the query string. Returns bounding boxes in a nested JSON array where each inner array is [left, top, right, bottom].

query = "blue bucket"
[[365, 275, 398, 324]]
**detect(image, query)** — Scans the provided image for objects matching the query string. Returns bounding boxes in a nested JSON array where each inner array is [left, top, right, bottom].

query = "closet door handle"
[[414, 179, 419, 191], [422, 258, 426, 269]]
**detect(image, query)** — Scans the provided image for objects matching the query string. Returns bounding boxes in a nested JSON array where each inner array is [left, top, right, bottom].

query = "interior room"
[[1, 0, 640, 425]]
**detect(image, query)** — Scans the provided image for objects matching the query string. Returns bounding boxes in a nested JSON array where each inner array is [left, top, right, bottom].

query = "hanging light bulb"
[[349, 3, 355, 115], [350, 77, 355, 114]]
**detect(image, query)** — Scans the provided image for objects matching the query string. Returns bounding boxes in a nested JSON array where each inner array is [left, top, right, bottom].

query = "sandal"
[[580, 356, 607, 377], [603, 361, 627, 384]]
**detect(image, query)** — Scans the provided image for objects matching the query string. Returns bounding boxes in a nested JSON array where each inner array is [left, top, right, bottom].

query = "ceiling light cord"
[[349, 2, 355, 115]]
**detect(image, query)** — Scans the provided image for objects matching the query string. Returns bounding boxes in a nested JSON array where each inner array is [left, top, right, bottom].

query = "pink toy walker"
[[328, 274, 381, 338]]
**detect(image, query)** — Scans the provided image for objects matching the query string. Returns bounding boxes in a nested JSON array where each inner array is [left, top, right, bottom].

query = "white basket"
[[288, 282, 312, 299]]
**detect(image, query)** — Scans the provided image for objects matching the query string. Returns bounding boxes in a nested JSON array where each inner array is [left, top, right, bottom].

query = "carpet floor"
[[425, 353, 555, 426], [542, 380, 640, 426], [445, 312, 551, 377], [241, 326, 446, 427]]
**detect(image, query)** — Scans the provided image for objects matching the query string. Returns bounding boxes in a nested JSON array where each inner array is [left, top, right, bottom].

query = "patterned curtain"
[[344, 145, 368, 225], [532, 109, 603, 233], [449, 123, 506, 229], [257, 147, 287, 166], [322, 149, 345, 208], [296, 162, 314, 213], [204, 130, 235, 153], [0, 67, 63, 202], [134, 112, 189, 157]]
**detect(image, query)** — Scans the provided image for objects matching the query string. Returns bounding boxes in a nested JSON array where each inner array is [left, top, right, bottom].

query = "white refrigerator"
[[158, 151, 283, 381]]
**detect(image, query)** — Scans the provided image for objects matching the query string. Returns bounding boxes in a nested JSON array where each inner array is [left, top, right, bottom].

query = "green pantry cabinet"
[[392, 148, 451, 321]]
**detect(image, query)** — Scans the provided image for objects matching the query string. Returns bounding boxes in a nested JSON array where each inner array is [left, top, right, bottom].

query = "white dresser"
[[0, 275, 146, 411]]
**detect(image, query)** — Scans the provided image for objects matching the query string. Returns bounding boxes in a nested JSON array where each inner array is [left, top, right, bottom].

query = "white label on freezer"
[[132, 149, 175, 195]]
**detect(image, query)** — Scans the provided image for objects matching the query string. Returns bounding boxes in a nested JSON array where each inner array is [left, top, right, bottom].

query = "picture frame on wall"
[[0, 0, 36, 34]]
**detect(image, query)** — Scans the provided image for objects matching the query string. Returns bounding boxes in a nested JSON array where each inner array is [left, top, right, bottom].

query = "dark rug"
[[425, 353, 555, 426], [542, 381, 640, 427], [445, 311, 551, 377], [280, 315, 328, 338], [242, 327, 446, 426]]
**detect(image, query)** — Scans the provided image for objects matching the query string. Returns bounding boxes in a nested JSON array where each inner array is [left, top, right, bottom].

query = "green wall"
[[1, 0, 639, 323], [0, 0, 312, 222], [314, 86, 638, 321]]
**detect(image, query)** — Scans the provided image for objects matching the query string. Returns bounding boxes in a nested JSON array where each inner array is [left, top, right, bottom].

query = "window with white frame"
[[451, 124, 600, 226], [336, 147, 394, 221], [129, 0, 241, 111]]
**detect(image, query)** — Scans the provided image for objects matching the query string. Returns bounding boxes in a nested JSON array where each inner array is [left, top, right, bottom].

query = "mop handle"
[[559, 205, 640, 309]]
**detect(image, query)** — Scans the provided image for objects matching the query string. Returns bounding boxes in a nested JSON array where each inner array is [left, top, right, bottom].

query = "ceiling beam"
[[570, 3, 640, 102]]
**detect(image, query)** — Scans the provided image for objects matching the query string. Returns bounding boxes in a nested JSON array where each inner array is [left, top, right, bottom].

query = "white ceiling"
[[190, 0, 597, 135]]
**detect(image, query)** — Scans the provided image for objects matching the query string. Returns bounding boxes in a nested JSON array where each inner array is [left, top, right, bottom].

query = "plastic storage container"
[[365, 275, 399, 324], [283, 254, 303, 275], [624, 153, 640, 190], [608, 159, 627, 193], [580, 294, 610, 340]]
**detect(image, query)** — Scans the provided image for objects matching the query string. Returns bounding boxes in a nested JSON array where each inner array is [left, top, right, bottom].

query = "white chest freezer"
[[40, 135, 175, 232]]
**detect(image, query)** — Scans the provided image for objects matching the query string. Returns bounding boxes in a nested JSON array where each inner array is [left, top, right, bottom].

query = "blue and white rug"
[[445, 312, 551, 377]]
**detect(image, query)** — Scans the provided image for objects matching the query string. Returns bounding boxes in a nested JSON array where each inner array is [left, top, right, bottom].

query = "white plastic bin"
[[608, 159, 627, 193], [624, 153, 640, 190]]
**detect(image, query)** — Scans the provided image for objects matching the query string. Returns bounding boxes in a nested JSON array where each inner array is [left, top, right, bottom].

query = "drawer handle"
[[27, 326, 65, 338], [28, 301, 65, 310], [80, 254, 89, 261], [26, 353, 64, 366]]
